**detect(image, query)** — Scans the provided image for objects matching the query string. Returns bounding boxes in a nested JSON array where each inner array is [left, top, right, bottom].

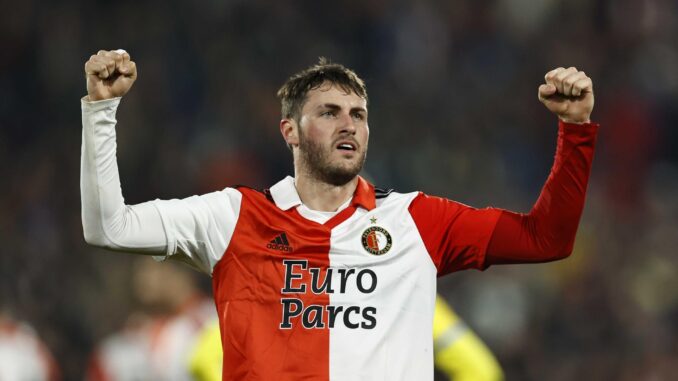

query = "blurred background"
[[1, 0, 677, 379]]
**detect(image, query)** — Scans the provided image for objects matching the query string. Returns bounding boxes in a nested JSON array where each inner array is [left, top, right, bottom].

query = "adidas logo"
[[267, 232, 293, 252]]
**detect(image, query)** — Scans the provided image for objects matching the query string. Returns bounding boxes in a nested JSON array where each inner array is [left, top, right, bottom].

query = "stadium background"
[[2, 0, 678, 379]]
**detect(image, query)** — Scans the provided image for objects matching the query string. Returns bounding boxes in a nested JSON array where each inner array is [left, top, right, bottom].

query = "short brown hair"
[[277, 57, 368, 122]]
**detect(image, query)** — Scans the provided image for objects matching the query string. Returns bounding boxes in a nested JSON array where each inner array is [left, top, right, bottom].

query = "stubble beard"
[[298, 132, 367, 186]]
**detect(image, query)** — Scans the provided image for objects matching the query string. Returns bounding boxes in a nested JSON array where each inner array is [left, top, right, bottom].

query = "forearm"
[[80, 97, 166, 254], [486, 120, 599, 264]]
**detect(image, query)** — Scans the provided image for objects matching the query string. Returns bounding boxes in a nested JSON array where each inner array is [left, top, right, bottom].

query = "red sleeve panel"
[[486, 121, 599, 265], [409, 194, 502, 275]]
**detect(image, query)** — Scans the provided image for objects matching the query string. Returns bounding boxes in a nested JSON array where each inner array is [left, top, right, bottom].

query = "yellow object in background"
[[433, 296, 504, 381], [189, 320, 222, 381]]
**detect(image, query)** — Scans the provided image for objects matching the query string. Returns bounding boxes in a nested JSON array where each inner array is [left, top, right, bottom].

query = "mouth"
[[335, 140, 357, 152]]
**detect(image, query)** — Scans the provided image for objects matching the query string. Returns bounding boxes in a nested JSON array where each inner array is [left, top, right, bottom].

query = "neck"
[[294, 171, 359, 212]]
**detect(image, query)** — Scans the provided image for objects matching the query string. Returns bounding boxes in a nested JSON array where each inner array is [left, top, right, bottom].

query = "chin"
[[320, 164, 363, 186]]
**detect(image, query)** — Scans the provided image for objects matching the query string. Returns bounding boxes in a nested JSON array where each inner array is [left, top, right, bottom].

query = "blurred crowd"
[[1, 0, 677, 379]]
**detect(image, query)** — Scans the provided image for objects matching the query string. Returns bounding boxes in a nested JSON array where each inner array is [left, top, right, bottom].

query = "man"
[[81, 49, 597, 380]]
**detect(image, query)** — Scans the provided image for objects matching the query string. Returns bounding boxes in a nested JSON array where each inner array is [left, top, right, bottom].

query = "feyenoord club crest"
[[361, 226, 393, 256]]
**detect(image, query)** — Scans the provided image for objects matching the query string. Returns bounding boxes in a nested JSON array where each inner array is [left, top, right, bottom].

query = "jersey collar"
[[269, 176, 376, 211]]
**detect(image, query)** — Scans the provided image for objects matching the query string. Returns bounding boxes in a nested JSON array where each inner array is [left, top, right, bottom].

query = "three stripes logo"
[[267, 232, 293, 252]]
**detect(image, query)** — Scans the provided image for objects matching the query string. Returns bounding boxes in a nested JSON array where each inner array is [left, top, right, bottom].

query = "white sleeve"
[[80, 97, 241, 274], [153, 189, 242, 274]]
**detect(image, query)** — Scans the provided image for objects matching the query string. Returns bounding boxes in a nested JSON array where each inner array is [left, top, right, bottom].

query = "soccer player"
[[81, 50, 597, 380]]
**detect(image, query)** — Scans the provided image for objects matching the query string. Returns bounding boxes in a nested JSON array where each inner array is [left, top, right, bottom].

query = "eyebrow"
[[317, 103, 367, 114]]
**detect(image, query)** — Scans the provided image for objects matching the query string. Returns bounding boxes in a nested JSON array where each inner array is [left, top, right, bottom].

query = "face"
[[286, 82, 369, 186]]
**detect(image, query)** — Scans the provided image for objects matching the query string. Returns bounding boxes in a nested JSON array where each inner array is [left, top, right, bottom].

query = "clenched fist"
[[538, 67, 594, 124], [84, 49, 137, 101]]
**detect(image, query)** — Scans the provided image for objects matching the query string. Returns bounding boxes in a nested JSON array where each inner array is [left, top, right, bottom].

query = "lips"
[[335, 139, 357, 151]]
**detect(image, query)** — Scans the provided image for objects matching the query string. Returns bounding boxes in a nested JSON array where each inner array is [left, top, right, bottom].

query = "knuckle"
[[546, 67, 563, 79]]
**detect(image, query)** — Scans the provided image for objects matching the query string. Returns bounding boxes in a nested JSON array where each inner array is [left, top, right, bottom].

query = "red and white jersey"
[[154, 176, 501, 381]]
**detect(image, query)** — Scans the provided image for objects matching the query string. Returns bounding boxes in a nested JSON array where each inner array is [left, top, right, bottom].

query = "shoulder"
[[194, 185, 272, 207], [374, 187, 421, 209], [230, 185, 276, 205]]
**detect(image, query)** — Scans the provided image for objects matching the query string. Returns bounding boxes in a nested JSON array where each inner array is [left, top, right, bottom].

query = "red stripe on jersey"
[[212, 188, 333, 380]]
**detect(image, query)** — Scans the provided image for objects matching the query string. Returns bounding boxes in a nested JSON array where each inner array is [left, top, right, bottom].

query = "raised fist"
[[84, 49, 137, 101], [538, 67, 594, 124]]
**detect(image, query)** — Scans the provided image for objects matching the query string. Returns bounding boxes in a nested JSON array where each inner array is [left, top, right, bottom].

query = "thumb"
[[538, 84, 556, 101]]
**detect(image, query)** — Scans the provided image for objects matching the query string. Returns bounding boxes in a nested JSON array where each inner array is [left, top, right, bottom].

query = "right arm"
[[80, 50, 240, 274], [80, 49, 167, 253], [80, 95, 167, 253]]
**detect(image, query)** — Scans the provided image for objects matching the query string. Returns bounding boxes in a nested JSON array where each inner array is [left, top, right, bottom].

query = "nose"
[[339, 112, 356, 135]]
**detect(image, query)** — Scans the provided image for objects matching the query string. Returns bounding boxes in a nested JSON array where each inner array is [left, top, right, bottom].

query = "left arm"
[[409, 68, 597, 273], [485, 67, 597, 265], [486, 120, 598, 264]]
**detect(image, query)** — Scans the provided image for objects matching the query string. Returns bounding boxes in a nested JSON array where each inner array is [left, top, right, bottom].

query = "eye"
[[351, 112, 365, 121], [321, 110, 336, 118]]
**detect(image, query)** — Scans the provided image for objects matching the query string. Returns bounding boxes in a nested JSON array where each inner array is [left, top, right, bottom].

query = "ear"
[[280, 118, 299, 148]]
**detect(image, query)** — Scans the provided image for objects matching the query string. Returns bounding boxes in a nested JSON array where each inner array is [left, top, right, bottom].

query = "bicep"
[[409, 193, 501, 275], [485, 210, 572, 265], [153, 188, 242, 274]]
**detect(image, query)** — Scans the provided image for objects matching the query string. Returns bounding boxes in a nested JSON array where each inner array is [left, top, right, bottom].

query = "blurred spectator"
[[86, 259, 215, 381], [0, 312, 61, 381]]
